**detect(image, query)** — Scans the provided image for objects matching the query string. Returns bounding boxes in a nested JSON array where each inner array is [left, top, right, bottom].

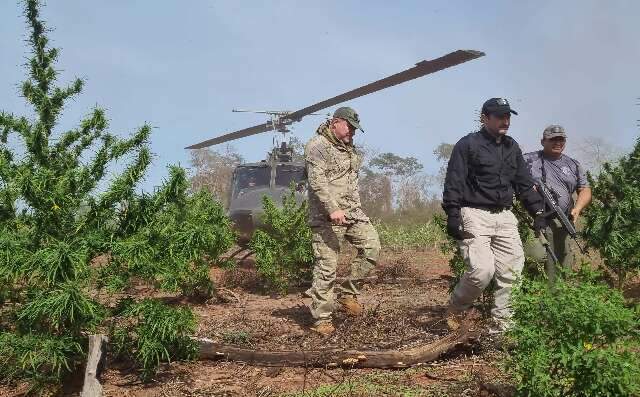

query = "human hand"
[[329, 210, 346, 225], [533, 214, 548, 232], [446, 215, 464, 240], [570, 207, 581, 222]]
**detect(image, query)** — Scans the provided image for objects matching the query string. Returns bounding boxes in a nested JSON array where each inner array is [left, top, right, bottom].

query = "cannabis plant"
[[249, 186, 313, 293], [110, 299, 199, 381], [0, 0, 233, 389], [583, 136, 640, 289], [506, 269, 640, 396]]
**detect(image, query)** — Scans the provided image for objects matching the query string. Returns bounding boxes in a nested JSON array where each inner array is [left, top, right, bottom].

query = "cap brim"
[[545, 133, 566, 139], [346, 119, 364, 132], [494, 109, 518, 116]]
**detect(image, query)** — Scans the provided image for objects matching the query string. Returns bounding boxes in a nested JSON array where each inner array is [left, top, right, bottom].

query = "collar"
[[479, 127, 512, 147], [539, 150, 563, 161], [317, 121, 353, 151]]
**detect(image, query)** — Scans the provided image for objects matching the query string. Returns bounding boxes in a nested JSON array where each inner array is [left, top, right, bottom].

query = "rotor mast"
[[230, 108, 329, 145]]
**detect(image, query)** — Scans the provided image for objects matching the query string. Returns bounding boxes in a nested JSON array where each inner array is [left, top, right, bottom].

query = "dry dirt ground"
[[95, 247, 511, 397], [3, 247, 638, 396]]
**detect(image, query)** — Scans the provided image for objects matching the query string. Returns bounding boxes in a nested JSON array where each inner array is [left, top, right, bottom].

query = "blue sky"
[[1, 1, 638, 191]]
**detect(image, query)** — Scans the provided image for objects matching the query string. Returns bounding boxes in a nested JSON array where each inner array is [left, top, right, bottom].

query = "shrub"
[[110, 299, 199, 381], [104, 182, 234, 298], [249, 186, 313, 292], [506, 269, 640, 396], [0, 1, 234, 389], [375, 221, 443, 251], [583, 136, 640, 288], [0, 332, 83, 391]]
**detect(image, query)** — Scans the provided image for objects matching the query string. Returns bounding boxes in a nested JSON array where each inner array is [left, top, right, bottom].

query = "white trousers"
[[449, 207, 524, 328]]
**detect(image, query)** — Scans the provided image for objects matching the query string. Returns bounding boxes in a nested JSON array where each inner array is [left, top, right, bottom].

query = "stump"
[[80, 334, 108, 397]]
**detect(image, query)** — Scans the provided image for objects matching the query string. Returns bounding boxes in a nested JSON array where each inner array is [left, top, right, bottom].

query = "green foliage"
[[249, 186, 313, 293], [583, 136, 640, 288], [282, 371, 430, 397], [369, 152, 423, 177], [376, 221, 443, 251], [0, 332, 83, 390], [512, 201, 547, 278], [106, 176, 234, 297], [16, 281, 105, 334], [0, 0, 234, 388], [110, 299, 199, 381], [506, 270, 640, 396]]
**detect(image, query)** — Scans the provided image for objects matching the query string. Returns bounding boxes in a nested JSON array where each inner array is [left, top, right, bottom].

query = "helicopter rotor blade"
[[185, 123, 273, 149], [186, 49, 484, 149], [285, 49, 484, 122]]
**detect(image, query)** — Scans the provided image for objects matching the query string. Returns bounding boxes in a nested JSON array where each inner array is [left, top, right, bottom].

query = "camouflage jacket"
[[304, 121, 368, 225]]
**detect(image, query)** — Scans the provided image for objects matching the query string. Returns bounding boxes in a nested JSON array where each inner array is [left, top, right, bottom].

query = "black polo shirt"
[[442, 128, 543, 217]]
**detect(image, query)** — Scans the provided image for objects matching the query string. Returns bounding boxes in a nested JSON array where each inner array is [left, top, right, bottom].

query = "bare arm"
[[570, 187, 592, 221]]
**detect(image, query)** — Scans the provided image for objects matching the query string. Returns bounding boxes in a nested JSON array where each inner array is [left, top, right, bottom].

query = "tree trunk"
[[195, 326, 479, 368], [80, 334, 108, 397]]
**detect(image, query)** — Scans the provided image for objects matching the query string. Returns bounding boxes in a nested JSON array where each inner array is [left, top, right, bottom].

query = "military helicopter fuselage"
[[229, 142, 306, 243]]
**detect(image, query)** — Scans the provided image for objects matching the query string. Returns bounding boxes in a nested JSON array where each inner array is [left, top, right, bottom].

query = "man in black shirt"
[[442, 98, 546, 332]]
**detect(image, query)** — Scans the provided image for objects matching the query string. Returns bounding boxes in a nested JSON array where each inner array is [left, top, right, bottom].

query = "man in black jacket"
[[442, 98, 546, 332]]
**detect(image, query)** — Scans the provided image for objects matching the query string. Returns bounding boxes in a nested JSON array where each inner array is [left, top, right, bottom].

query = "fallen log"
[[195, 325, 480, 368]]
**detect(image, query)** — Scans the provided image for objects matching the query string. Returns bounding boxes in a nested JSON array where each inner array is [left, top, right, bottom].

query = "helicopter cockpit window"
[[232, 166, 271, 198], [275, 165, 306, 187]]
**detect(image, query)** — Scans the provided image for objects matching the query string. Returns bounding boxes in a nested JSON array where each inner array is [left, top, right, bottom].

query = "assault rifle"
[[538, 231, 559, 265], [536, 181, 588, 255]]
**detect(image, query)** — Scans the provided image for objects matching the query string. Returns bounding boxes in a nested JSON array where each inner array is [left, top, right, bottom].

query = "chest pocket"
[[469, 147, 498, 180], [326, 148, 352, 179], [468, 143, 518, 187]]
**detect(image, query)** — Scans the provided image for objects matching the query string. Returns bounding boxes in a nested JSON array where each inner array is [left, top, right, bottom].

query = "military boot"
[[310, 321, 335, 336], [337, 295, 363, 316]]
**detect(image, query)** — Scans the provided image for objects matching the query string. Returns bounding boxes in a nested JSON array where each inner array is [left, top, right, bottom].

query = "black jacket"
[[442, 128, 543, 217]]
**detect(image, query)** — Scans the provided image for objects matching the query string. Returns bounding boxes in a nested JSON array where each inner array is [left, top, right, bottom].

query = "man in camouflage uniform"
[[304, 106, 381, 336]]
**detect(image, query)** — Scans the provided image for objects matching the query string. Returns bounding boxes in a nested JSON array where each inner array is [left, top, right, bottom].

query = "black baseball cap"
[[481, 98, 518, 116]]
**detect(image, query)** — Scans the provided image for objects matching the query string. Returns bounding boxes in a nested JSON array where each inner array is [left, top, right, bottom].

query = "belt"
[[467, 205, 511, 214]]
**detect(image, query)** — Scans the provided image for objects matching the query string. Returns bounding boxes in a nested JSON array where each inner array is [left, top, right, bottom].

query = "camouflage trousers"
[[524, 217, 573, 284], [307, 221, 380, 325]]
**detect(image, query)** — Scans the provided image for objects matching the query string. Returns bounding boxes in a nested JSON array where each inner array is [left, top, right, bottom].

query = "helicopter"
[[210, 109, 318, 243], [186, 49, 485, 243]]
